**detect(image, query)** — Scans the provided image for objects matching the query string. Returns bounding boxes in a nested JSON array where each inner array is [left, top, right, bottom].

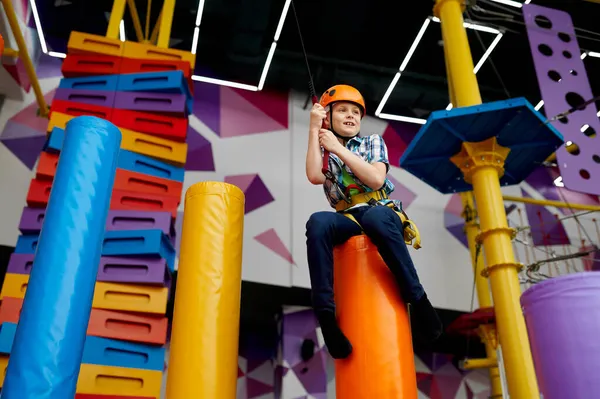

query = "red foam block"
[[61, 53, 123, 77], [50, 99, 113, 120], [111, 109, 188, 142]]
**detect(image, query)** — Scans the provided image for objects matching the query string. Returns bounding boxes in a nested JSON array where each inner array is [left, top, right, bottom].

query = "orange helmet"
[[319, 84, 366, 117]]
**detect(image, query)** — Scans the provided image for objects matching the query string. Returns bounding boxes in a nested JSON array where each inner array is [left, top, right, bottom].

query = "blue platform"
[[399, 97, 565, 194], [45, 129, 185, 182], [15, 229, 176, 273]]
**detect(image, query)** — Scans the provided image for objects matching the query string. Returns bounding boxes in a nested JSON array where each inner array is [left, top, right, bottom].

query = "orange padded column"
[[333, 235, 418, 399]]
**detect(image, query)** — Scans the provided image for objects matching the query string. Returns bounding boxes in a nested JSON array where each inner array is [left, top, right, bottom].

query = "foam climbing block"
[[113, 169, 183, 198], [105, 210, 174, 235], [6, 253, 34, 274], [0, 322, 17, 353], [47, 114, 188, 166], [61, 53, 123, 77], [86, 307, 168, 345], [333, 235, 417, 398], [0, 275, 169, 315], [35, 151, 59, 180], [6, 252, 170, 285], [59, 74, 120, 91], [119, 57, 192, 78], [110, 108, 188, 142], [122, 41, 195, 68], [113, 91, 189, 115], [50, 99, 113, 121], [98, 256, 171, 285], [53, 88, 116, 109], [46, 132, 184, 182], [0, 355, 7, 385], [0, 297, 168, 345], [93, 282, 169, 314], [0, 273, 29, 299], [18, 207, 46, 233], [25, 178, 52, 208], [116, 70, 189, 96], [67, 31, 125, 57], [77, 364, 162, 397], [117, 149, 185, 182], [102, 229, 175, 272], [119, 127, 188, 166], [82, 335, 165, 370], [110, 189, 180, 219], [14, 235, 40, 254]]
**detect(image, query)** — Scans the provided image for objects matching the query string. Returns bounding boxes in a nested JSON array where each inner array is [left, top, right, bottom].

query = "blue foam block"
[[0, 322, 17, 354], [58, 74, 120, 91], [45, 130, 184, 182], [399, 97, 565, 194], [44, 127, 65, 153], [82, 336, 165, 371], [2, 116, 121, 399], [14, 234, 39, 254], [102, 229, 176, 272], [117, 149, 185, 182]]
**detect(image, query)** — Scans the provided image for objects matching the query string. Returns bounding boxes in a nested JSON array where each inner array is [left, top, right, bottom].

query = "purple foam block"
[[7, 253, 35, 275], [523, 4, 600, 195], [521, 272, 600, 399], [18, 207, 46, 234], [105, 210, 173, 235], [113, 91, 187, 114], [54, 87, 116, 108], [98, 256, 171, 285]]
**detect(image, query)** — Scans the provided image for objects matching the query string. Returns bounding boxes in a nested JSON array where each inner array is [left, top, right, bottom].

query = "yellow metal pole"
[[434, 0, 540, 398], [107, 0, 127, 39], [126, 0, 145, 42], [1, 0, 49, 118], [461, 193, 503, 398], [444, 26, 503, 398], [503, 195, 600, 212], [157, 0, 175, 48]]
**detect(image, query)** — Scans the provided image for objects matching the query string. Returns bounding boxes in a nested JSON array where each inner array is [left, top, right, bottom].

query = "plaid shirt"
[[322, 133, 403, 212]]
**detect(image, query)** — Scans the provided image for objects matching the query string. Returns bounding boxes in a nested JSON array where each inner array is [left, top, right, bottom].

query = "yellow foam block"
[[0, 273, 29, 299], [123, 41, 196, 68], [0, 355, 7, 387], [77, 364, 162, 396], [67, 31, 124, 57], [93, 282, 169, 315], [120, 127, 187, 166], [48, 112, 187, 166], [1, 275, 167, 315]]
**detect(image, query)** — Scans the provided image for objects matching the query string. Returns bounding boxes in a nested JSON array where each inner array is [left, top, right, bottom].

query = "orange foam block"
[[77, 364, 162, 397], [67, 31, 124, 57], [0, 297, 168, 345], [114, 169, 183, 198], [333, 235, 418, 398], [122, 41, 195, 69], [0, 275, 168, 315], [110, 189, 180, 219]]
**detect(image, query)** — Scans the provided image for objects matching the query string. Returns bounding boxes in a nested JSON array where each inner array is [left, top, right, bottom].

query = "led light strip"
[[29, 0, 291, 92], [375, 16, 503, 125]]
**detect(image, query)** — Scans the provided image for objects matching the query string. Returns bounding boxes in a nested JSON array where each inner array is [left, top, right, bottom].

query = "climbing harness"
[[290, 0, 421, 249]]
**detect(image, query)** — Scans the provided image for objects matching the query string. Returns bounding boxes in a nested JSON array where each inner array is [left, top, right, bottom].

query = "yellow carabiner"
[[396, 211, 422, 250]]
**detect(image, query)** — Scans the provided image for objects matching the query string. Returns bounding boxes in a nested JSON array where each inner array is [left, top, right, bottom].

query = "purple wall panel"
[[523, 4, 600, 195]]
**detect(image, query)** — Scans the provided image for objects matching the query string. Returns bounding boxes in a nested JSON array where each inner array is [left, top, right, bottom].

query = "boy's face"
[[326, 101, 362, 137]]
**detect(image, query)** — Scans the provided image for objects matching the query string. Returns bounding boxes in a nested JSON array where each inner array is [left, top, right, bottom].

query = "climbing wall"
[[0, 31, 195, 397], [522, 3, 600, 195]]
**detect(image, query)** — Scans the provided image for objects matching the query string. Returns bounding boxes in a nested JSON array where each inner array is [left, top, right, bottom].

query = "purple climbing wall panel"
[[522, 4, 600, 196]]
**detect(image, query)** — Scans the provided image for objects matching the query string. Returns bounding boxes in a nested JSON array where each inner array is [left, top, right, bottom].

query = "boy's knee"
[[361, 206, 397, 232], [306, 211, 336, 236]]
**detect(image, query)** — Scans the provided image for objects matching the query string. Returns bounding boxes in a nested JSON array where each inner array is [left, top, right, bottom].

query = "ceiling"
[[34, 0, 600, 121]]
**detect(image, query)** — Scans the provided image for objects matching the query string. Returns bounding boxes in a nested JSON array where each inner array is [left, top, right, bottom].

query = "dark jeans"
[[305, 205, 425, 314]]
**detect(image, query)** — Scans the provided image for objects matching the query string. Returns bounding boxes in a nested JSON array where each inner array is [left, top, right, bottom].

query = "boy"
[[305, 84, 443, 359]]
